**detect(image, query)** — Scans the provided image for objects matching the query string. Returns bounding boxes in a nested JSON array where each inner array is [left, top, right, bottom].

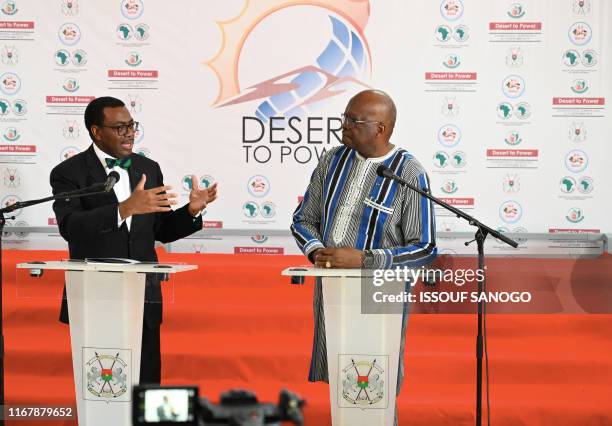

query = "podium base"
[[66, 270, 145, 426]]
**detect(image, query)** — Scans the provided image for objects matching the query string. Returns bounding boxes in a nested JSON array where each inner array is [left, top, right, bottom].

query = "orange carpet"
[[2, 250, 612, 425]]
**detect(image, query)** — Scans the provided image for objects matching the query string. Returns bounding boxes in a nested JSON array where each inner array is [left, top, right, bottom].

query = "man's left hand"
[[187, 175, 218, 216], [313, 247, 364, 269]]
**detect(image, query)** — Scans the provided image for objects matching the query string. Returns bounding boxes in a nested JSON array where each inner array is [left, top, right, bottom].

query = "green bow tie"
[[105, 157, 132, 170]]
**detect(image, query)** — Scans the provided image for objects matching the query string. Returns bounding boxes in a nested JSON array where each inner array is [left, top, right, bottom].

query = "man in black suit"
[[50, 96, 218, 384]]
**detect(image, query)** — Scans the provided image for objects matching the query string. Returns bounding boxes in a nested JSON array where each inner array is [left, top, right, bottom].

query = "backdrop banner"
[[1, 0, 610, 254]]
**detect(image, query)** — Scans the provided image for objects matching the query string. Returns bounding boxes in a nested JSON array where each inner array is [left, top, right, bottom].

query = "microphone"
[[376, 164, 395, 180], [376, 164, 429, 193], [104, 171, 120, 192]]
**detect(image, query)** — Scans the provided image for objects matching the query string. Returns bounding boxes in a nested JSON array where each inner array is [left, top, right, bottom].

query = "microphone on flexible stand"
[[104, 171, 121, 192], [376, 165, 428, 193]]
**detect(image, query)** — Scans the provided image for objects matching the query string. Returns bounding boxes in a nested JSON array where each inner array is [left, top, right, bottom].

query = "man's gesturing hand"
[[119, 173, 177, 219], [187, 175, 218, 216]]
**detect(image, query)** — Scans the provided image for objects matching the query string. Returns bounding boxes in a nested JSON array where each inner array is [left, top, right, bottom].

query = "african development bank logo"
[[84, 349, 130, 401], [435, 24, 469, 42], [339, 356, 387, 408], [497, 102, 530, 120], [182, 175, 215, 191], [560, 176, 593, 194], [55, 49, 87, 66], [563, 49, 597, 67], [433, 151, 466, 168], [207, 0, 372, 119]]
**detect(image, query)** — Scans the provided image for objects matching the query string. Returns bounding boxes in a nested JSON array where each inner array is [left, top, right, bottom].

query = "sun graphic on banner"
[[207, 0, 372, 119]]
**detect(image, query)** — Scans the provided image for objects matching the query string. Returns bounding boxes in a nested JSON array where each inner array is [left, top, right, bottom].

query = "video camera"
[[133, 386, 305, 426]]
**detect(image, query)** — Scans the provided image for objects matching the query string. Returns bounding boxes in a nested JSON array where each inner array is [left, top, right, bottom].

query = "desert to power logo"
[[440, 179, 458, 194], [443, 53, 460, 69], [207, 0, 373, 164], [507, 3, 525, 19], [3, 126, 20, 141], [504, 130, 522, 146], [1, 0, 18, 15]]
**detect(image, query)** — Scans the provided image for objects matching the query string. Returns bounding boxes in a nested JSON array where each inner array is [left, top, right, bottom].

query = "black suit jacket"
[[50, 144, 202, 328]]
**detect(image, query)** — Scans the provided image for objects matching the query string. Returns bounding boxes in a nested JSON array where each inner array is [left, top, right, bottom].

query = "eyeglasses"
[[100, 121, 139, 136], [341, 113, 383, 129]]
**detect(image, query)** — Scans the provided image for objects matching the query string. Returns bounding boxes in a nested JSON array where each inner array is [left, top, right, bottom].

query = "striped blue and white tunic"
[[291, 145, 437, 393]]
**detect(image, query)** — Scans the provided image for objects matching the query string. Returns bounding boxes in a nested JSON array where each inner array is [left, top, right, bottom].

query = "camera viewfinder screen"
[[143, 388, 195, 422]]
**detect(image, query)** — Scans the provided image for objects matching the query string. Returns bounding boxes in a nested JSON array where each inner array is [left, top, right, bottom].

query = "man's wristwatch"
[[361, 249, 374, 268]]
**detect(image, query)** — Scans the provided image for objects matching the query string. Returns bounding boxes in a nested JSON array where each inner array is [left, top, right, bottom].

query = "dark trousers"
[[140, 323, 161, 384]]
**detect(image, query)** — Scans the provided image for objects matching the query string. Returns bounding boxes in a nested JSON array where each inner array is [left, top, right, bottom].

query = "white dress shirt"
[[92, 143, 132, 231]]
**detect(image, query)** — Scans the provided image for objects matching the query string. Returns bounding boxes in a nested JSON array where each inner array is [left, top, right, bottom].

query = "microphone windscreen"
[[108, 171, 120, 182], [376, 164, 390, 177]]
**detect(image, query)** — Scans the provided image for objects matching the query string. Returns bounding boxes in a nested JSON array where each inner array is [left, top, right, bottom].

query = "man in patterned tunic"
[[291, 90, 437, 407]]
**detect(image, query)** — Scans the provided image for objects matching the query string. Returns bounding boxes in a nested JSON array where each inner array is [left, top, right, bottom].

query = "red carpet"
[[3, 250, 612, 425]]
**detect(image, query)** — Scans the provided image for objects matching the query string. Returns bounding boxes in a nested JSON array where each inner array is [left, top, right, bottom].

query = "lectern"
[[282, 266, 404, 426], [17, 260, 197, 426]]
